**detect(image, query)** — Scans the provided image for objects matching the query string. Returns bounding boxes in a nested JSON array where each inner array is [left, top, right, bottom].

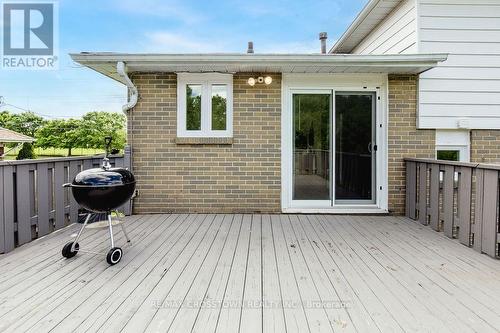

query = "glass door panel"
[[292, 93, 331, 200], [335, 92, 375, 203]]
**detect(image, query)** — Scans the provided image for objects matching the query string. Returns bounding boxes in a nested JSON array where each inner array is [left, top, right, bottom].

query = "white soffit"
[[70, 53, 446, 84], [330, 0, 403, 54]]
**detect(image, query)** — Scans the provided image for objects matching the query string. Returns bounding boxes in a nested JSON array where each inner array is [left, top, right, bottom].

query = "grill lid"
[[72, 167, 135, 187]]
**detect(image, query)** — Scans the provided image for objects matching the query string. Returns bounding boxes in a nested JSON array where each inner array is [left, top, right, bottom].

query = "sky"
[[0, 0, 366, 118]]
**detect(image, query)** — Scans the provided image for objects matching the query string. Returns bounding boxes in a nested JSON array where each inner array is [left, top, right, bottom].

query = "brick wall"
[[128, 72, 281, 213], [470, 130, 500, 164], [388, 75, 435, 215]]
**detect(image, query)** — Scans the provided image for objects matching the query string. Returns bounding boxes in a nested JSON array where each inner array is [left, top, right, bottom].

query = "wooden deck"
[[0, 214, 499, 333]]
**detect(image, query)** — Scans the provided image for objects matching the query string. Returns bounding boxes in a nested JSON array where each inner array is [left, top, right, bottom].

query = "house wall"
[[470, 130, 500, 164], [128, 72, 434, 215], [352, 0, 417, 55], [418, 0, 500, 129], [128, 73, 281, 214], [388, 74, 435, 214]]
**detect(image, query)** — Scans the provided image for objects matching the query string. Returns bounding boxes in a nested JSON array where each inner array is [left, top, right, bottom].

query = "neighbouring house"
[[71, 0, 500, 215], [0, 127, 35, 159]]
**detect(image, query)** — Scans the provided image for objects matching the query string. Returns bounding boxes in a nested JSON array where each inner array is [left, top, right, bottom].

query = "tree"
[[35, 118, 83, 156], [34, 112, 126, 156], [0, 111, 45, 137], [0, 111, 14, 128], [78, 112, 126, 151], [16, 142, 36, 160]]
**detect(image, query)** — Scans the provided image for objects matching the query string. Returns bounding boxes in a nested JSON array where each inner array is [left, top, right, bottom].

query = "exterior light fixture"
[[247, 76, 272, 86]]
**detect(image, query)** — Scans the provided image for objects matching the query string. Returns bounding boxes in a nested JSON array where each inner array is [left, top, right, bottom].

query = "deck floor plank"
[[118, 214, 218, 333], [9, 214, 175, 333], [270, 214, 310, 333], [146, 214, 234, 332], [214, 214, 253, 333], [190, 214, 244, 333], [355, 216, 500, 331], [261, 214, 287, 333], [345, 215, 493, 332], [0, 214, 159, 332], [92, 213, 213, 333], [0, 214, 499, 333], [50, 214, 189, 333]]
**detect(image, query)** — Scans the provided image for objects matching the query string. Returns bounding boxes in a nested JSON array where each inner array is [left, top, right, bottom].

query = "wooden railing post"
[[2, 165, 15, 252], [123, 145, 133, 216], [441, 164, 455, 238], [405, 160, 417, 219], [457, 166, 472, 246], [473, 168, 485, 253], [37, 163, 50, 237], [417, 162, 428, 225], [478, 168, 499, 257], [428, 163, 440, 231], [16, 164, 32, 245]]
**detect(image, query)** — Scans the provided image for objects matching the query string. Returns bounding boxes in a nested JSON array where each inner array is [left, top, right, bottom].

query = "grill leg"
[[120, 223, 131, 244], [107, 213, 115, 248], [71, 213, 91, 252]]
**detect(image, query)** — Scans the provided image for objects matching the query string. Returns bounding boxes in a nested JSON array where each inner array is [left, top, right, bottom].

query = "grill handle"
[[62, 183, 72, 188]]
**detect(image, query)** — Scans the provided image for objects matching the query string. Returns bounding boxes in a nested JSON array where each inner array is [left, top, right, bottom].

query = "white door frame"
[[281, 73, 389, 214]]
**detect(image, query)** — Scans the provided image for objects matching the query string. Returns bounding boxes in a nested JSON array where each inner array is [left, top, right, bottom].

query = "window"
[[435, 130, 470, 162], [437, 150, 460, 162], [177, 73, 232, 138]]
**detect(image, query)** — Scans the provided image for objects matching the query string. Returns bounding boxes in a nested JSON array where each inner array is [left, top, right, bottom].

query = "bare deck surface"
[[0, 214, 499, 333]]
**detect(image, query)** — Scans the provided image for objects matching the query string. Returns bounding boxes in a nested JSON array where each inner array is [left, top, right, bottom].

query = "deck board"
[[0, 214, 499, 333]]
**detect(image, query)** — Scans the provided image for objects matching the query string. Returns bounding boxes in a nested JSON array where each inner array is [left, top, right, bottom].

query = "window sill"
[[175, 137, 234, 145]]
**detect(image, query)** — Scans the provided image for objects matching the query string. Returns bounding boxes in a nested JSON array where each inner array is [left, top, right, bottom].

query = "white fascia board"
[[70, 53, 447, 84], [70, 53, 447, 64], [329, 0, 404, 53]]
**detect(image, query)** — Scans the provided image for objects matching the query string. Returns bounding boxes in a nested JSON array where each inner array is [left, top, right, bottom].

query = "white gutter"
[[116, 61, 138, 113]]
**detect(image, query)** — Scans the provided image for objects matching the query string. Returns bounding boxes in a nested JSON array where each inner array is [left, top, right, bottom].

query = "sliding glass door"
[[292, 92, 331, 202], [291, 90, 376, 206], [335, 92, 376, 204]]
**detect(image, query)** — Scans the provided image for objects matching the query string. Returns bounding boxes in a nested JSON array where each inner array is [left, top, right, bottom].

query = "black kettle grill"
[[61, 137, 136, 265]]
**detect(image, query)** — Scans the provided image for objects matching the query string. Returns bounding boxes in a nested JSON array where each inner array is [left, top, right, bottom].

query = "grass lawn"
[[4, 147, 105, 160]]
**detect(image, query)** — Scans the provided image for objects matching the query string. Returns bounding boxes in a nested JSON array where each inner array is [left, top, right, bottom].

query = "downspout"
[[116, 61, 138, 113], [116, 61, 138, 212]]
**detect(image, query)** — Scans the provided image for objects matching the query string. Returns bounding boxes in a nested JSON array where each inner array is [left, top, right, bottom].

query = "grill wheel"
[[106, 247, 123, 265]]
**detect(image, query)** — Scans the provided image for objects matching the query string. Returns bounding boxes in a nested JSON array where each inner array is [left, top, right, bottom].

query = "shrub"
[[16, 142, 36, 160]]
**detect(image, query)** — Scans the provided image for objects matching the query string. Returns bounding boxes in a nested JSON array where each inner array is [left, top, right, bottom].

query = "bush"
[[16, 142, 36, 160]]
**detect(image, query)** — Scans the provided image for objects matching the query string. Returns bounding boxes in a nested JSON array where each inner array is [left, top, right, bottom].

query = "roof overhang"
[[0, 127, 35, 143], [330, 0, 403, 54], [70, 53, 447, 84]]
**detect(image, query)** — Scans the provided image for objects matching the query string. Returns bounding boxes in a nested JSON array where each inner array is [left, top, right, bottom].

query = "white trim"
[[281, 73, 389, 213], [70, 53, 447, 84], [435, 129, 470, 162], [283, 207, 389, 214], [177, 73, 233, 138], [436, 145, 470, 163]]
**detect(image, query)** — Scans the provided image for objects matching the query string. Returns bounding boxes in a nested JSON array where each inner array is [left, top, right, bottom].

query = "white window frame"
[[436, 145, 469, 162], [281, 73, 389, 214], [177, 73, 233, 138], [435, 130, 470, 162]]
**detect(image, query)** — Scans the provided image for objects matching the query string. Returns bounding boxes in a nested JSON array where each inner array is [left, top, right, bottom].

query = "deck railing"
[[405, 157, 499, 259], [0, 146, 132, 254]]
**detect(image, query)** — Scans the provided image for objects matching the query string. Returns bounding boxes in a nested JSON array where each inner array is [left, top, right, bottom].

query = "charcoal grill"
[[61, 137, 136, 265]]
